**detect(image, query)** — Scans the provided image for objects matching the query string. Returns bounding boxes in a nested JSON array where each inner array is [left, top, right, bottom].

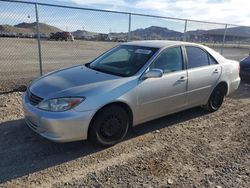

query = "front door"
[[136, 46, 188, 123]]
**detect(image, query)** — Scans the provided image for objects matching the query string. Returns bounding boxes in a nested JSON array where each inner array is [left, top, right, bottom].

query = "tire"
[[89, 105, 129, 147], [204, 84, 226, 112]]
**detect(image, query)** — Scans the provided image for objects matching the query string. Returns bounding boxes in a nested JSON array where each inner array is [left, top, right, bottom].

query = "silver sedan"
[[22, 40, 240, 146]]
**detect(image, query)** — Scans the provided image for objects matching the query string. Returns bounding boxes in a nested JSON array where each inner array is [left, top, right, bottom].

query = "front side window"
[[186, 46, 209, 69], [208, 55, 218, 65], [88, 45, 158, 77], [151, 47, 183, 73]]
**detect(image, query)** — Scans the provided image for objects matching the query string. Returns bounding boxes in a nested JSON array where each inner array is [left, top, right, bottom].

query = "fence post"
[[128, 13, 131, 41], [35, 3, 43, 76], [183, 19, 188, 41], [221, 24, 228, 55]]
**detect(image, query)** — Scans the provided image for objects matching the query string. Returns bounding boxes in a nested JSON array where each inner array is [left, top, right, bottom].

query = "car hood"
[[29, 65, 129, 99]]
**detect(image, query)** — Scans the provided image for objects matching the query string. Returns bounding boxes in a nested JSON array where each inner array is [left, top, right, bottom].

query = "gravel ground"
[[0, 83, 250, 187]]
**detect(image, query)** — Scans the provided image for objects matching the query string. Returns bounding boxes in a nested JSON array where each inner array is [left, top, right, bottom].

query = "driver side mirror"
[[141, 68, 163, 80]]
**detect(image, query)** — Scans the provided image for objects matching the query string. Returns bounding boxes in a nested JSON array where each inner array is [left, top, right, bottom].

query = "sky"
[[0, 0, 249, 33]]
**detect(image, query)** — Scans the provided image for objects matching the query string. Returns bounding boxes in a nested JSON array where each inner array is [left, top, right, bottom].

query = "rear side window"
[[186, 46, 209, 69]]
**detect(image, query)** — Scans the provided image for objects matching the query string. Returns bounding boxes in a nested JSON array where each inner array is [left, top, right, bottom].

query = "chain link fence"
[[1, 0, 250, 93]]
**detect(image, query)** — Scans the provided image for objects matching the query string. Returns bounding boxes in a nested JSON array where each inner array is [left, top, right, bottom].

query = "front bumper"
[[22, 92, 95, 142]]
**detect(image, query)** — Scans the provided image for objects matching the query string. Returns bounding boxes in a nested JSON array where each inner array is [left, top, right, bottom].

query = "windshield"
[[88, 45, 159, 77]]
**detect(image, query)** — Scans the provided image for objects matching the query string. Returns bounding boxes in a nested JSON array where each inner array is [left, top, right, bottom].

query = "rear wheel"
[[89, 105, 129, 147], [204, 84, 226, 112]]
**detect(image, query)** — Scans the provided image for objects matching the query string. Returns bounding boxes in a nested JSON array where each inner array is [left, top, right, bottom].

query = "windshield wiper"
[[86, 64, 126, 77], [91, 67, 106, 73], [88, 65, 116, 75]]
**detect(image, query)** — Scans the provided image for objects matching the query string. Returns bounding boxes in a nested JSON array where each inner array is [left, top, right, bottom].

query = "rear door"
[[185, 46, 222, 106]]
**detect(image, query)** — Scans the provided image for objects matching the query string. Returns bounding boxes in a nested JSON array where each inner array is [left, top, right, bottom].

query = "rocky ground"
[[0, 83, 250, 188]]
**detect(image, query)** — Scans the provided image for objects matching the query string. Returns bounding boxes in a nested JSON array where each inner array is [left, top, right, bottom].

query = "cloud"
[[64, 0, 126, 6], [63, 0, 250, 26], [135, 0, 250, 25]]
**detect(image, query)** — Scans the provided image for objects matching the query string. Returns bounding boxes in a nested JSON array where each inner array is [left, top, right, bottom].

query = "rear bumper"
[[22, 92, 95, 143], [228, 77, 241, 95]]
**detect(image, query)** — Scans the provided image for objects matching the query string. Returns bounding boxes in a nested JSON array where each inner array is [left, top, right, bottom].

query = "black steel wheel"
[[89, 105, 129, 147], [205, 84, 226, 112]]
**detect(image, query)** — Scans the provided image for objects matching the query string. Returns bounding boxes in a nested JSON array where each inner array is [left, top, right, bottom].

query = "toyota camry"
[[23, 40, 240, 146]]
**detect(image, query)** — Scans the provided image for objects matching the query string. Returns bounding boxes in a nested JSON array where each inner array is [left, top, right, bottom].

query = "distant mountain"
[[205, 26, 250, 38], [130, 26, 183, 40], [0, 22, 61, 34], [0, 24, 28, 33], [15, 22, 62, 34], [1, 22, 250, 41], [71, 26, 250, 41], [186, 26, 250, 39]]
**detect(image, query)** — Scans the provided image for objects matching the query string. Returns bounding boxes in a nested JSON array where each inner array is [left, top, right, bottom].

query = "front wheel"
[[204, 85, 226, 112], [89, 105, 129, 147]]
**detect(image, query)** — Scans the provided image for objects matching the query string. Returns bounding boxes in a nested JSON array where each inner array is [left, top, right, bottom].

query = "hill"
[[0, 22, 61, 34], [0, 24, 29, 33], [187, 26, 250, 41], [205, 26, 250, 38], [130, 26, 183, 40], [1, 22, 250, 41]]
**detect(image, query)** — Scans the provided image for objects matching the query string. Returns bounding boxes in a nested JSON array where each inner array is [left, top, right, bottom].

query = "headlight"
[[38, 97, 85, 112]]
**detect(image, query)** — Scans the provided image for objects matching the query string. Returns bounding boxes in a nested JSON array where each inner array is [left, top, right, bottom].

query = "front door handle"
[[213, 69, 220, 73], [179, 76, 187, 81]]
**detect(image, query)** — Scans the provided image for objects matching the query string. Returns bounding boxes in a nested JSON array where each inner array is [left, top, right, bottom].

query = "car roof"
[[122, 40, 200, 49], [122, 40, 227, 63]]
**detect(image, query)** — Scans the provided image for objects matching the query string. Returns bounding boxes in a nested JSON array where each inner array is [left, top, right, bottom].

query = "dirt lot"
[[0, 38, 117, 92], [0, 82, 249, 187], [0, 38, 250, 92]]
